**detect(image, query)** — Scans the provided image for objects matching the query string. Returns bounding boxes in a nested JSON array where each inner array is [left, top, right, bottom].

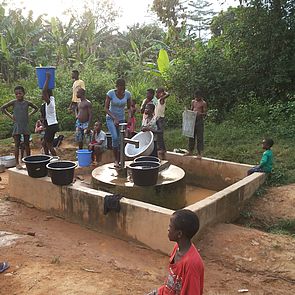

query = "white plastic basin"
[[124, 131, 154, 158]]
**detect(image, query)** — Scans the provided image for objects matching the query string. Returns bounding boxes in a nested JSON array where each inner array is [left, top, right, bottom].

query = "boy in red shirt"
[[147, 210, 204, 295]]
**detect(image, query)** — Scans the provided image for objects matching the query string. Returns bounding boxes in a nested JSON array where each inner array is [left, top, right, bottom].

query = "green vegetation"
[[1, 1, 294, 188]]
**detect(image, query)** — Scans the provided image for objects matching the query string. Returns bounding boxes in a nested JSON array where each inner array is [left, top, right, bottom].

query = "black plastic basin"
[[134, 156, 160, 163], [22, 155, 52, 178], [46, 161, 77, 186], [128, 161, 160, 186]]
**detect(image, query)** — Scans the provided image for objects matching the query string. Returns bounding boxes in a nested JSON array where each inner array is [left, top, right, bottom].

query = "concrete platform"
[[92, 162, 186, 209], [8, 152, 266, 254]]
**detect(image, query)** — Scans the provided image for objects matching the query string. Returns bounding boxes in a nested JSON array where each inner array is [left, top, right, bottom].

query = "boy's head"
[[194, 89, 203, 101], [147, 89, 155, 100], [77, 88, 85, 99], [144, 103, 155, 116], [262, 138, 274, 150], [42, 89, 53, 101], [94, 121, 102, 132], [156, 87, 165, 99], [72, 70, 79, 80], [14, 86, 25, 100], [168, 209, 200, 242]]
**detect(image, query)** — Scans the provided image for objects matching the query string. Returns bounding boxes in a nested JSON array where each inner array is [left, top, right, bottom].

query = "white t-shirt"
[[46, 96, 58, 126], [94, 130, 107, 149], [155, 99, 166, 118]]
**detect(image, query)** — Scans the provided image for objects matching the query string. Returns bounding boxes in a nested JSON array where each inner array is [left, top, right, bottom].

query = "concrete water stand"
[[8, 152, 266, 254], [92, 161, 186, 209]]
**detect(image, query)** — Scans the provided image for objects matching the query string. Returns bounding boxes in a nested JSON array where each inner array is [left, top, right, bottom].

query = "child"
[[146, 209, 204, 295], [141, 104, 159, 157], [88, 121, 107, 165], [141, 89, 157, 122], [127, 99, 138, 138], [155, 87, 169, 157], [247, 138, 274, 175], [42, 72, 59, 156], [188, 89, 207, 158], [1, 86, 38, 169]]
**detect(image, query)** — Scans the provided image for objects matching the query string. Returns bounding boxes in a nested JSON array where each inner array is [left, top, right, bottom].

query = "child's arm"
[[42, 72, 50, 102], [160, 91, 169, 105], [28, 101, 39, 117], [1, 100, 15, 121], [259, 152, 268, 168]]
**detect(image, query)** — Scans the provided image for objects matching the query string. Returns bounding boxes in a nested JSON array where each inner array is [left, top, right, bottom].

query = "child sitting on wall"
[[247, 138, 274, 175]]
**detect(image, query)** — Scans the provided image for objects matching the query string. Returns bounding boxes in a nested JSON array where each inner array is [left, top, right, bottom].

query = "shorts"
[[75, 120, 89, 142], [44, 124, 59, 143]]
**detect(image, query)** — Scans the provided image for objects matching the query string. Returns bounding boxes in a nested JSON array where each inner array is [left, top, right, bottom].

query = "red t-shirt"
[[158, 243, 204, 295]]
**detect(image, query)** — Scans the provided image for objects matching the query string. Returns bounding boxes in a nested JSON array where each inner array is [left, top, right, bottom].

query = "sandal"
[[0, 262, 9, 273]]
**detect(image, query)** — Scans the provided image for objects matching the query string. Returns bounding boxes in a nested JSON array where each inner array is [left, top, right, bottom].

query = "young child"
[[1, 86, 38, 169], [141, 89, 157, 119], [155, 87, 169, 157], [247, 138, 274, 175], [141, 103, 159, 157], [188, 89, 208, 158], [127, 99, 138, 138], [88, 121, 107, 165], [42, 72, 59, 157], [146, 209, 204, 295]]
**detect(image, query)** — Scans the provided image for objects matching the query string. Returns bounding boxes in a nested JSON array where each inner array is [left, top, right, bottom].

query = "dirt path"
[[0, 171, 294, 294]]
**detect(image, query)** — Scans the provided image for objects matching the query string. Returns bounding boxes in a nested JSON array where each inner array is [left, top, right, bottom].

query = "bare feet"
[[16, 164, 24, 170]]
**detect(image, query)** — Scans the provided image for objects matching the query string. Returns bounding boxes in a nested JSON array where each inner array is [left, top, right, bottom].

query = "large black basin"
[[22, 155, 52, 178], [46, 161, 77, 186], [128, 161, 160, 186], [134, 156, 160, 163]]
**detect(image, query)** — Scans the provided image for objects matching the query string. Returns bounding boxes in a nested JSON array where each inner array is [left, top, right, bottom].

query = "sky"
[[7, 0, 237, 31]]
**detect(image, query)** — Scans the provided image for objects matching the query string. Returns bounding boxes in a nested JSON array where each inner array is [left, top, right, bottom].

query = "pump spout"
[[124, 138, 139, 148]]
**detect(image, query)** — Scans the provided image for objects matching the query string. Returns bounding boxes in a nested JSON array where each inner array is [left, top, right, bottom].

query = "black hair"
[[116, 78, 126, 87], [14, 85, 25, 94], [156, 87, 165, 93], [77, 88, 85, 96], [146, 103, 155, 112], [195, 88, 203, 98], [147, 88, 155, 96], [47, 89, 53, 97], [172, 209, 200, 239], [72, 70, 79, 76], [264, 138, 274, 148]]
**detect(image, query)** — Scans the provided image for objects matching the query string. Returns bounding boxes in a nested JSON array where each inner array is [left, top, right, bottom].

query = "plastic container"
[[124, 131, 154, 158], [128, 161, 160, 186], [134, 156, 160, 163], [76, 149, 92, 167], [22, 155, 52, 178], [46, 161, 77, 186], [0, 155, 16, 168], [36, 66, 56, 89]]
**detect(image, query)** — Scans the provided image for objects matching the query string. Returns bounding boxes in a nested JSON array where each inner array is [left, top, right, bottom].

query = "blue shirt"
[[106, 89, 131, 122]]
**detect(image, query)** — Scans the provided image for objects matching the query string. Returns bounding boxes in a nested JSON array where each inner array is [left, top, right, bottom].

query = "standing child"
[[146, 209, 204, 295], [247, 138, 274, 175], [126, 99, 138, 138], [155, 87, 169, 157], [141, 104, 159, 157], [1, 86, 38, 169], [42, 72, 59, 157], [88, 121, 107, 165], [188, 89, 207, 158]]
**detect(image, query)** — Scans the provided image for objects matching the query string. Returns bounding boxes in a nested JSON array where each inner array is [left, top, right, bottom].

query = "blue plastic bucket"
[[36, 67, 56, 89], [76, 149, 92, 167]]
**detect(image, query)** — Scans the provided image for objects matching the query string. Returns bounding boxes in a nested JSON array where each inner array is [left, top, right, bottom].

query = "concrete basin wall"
[[8, 168, 173, 254], [165, 152, 253, 190], [8, 153, 266, 254]]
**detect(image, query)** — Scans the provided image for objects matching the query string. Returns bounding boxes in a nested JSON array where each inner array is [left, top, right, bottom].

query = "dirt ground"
[[0, 141, 294, 294]]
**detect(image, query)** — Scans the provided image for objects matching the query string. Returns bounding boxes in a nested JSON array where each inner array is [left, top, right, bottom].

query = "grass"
[[165, 120, 295, 186], [267, 219, 295, 237]]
